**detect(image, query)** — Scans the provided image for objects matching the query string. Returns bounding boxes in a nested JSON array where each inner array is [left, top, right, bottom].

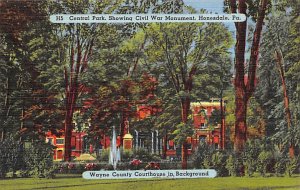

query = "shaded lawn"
[[0, 175, 300, 190]]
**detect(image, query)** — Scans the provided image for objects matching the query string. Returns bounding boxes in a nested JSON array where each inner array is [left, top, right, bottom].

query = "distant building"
[[165, 99, 226, 158], [190, 100, 225, 150], [46, 100, 225, 161]]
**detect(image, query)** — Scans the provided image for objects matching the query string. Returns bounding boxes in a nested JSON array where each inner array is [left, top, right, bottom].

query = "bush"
[[211, 151, 229, 177], [274, 153, 287, 176], [99, 149, 110, 161], [257, 150, 273, 177], [226, 153, 243, 177], [285, 157, 299, 177], [159, 162, 181, 169], [133, 148, 157, 162], [192, 143, 229, 176], [192, 142, 214, 169], [243, 159, 256, 177], [24, 141, 55, 178], [130, 159, 142, 170], [15, 169, 31, 178], [0, 136, 24, 178], [117, 162, 132, 170], [242, 139, 261, 177], [122, 149, 133, 161]]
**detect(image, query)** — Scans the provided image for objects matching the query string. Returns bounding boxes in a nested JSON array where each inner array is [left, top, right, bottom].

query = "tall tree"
[[112, 0, 184, 145], [0, 0, 46, 141], [142, 22, 232, 168], [228, 0, 269, 152], [256, 0, 300, 157], [44, 0, 122, 161]]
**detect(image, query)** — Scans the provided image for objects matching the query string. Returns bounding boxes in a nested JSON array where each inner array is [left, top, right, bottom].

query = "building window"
[[200, 123, 206, 129], [57, 150, 63, 159], [83, 136, 89, 153], [169, 140, 174, 150], [56, 138, 64, 145], [215, 143, 219, 149], [71, 136, 76, 150], [46, 138, 53, 145], [199, 136, 206, 143]]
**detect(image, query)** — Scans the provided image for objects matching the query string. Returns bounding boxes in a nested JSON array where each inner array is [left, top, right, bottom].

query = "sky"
[[183, 0, 235, 31], [183, 0, 226, 13], [182, 0, 238, 71], [183, 0, 236, 59]]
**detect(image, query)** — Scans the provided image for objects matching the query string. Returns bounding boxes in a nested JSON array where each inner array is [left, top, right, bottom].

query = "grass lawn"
[[0, 174, 299, 190]]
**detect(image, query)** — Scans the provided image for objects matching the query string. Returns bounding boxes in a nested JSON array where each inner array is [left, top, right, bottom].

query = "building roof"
[[191, 102, 221, 108], [123, 133, 133, 139]]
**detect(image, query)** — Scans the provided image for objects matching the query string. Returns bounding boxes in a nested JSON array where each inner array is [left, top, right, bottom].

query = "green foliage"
[[133, 148, 159, 162], [285, 157, 299, 177], [192, 142, 214, 169], [274, 153, 288, 176], [99, 148, 110, 161], [257, 150, 273, 177], [256, 0, 300, 149], [0, 136, 56, 179], [0, 136, 24, 178], [225, 153, 242, 177], [24, 141, 55, 178], [122, 149, 133, 161], [210, 151, 228, 177], [173, 122, 194, 145], [242, 139, 261, 177]]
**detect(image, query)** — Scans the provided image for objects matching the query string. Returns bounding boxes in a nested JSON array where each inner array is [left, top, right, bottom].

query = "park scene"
[[0, 0, 299, 189]]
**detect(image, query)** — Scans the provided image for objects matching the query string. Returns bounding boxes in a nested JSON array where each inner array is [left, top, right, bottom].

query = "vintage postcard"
[[0, 0, 299, 189]]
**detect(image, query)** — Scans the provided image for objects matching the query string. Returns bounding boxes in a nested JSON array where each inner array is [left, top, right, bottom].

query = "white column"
[[155, 130, 159, 154], [135, 130, 138, 149], [151, 132, 154, 154]]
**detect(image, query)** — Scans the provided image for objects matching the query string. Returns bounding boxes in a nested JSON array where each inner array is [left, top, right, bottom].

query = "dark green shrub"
[[75, 163, 86, 173], [0, 136, 24, 178], [285, 157, 299, 177], [243, 159, 256, 177], [133, 148, 156, 162], [242, 139, 261, 177], [226, 153, 243, 177], [257, 150, 273, 177], [211, 151, 229, 177], [121, 149, 133, 161], [99, 149, 110, 161], [192, 143, 229, 176], [226, 154, 236, 176], [192, 142, 214, 169], [15, 169, 31, 178], [24, 141, 55, 178], [274, 153, 287, 176], [159, 162, 181, 169]]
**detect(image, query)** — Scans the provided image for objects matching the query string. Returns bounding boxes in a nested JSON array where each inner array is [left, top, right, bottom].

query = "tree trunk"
[[220, 98, 225, 150], [274, 49, 294, 158], [181, 97, 190, 169], [230, 0, 268, 152], [182, 141, 188, 169], [62, 37, 93, 161], [2, 72, 12, 141], [64, 112, 73, 161], [234, 87, 247, 152], [162, 131, 167, 159]]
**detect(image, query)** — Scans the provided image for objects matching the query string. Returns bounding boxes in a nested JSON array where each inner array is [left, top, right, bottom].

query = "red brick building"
[[46, 100, 225, 160], [165, 100, 226, 158], [190, 101, 225, 150]]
